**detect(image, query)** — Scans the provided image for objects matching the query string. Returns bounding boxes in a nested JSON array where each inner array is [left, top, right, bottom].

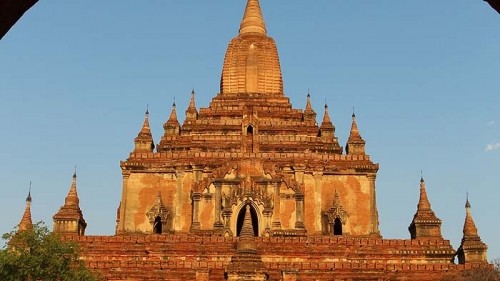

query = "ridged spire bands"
[[239, 0, 267, 35]]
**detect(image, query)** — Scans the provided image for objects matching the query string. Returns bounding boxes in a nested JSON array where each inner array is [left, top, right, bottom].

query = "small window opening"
[[333, 217, 343, 235], [153, 216, 162, 234], [247, 125, 254, 135]]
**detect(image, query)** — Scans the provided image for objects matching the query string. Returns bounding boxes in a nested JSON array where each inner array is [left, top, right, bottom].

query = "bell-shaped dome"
[[220, 0, 283, 96]]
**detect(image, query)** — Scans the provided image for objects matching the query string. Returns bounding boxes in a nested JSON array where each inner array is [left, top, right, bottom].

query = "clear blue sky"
[[1, 1, 499, 260]]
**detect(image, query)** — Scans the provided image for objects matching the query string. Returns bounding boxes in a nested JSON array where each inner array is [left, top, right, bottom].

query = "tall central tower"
[[117, 0, 380, 238], [220, 0, 282, 96]]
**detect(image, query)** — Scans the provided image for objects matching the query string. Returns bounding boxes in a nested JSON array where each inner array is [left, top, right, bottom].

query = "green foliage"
[[0, 222, 100, 281]]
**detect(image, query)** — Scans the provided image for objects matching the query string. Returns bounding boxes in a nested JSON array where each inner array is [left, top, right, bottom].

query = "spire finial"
[[19, 182, 33, 231], [352, 106, 356, 118], [173, 97, 176, 107], [463, 195, 478, 236], [135, 105, 154, 150], [417, 175, 431, 210], [26, 181, 32, 203], [465, 191, 471, 208], [186, 87, 198, 120], [408, 177, 442, 239], [239, 0, 267, 35], [305, 90, 313, 112], [65, 171, 80, 206], [420, 170, 424, 182]]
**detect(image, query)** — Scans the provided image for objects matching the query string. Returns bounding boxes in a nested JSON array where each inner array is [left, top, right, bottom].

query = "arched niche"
[[246, 125, 254, 135], [235, 203, 260, 237]]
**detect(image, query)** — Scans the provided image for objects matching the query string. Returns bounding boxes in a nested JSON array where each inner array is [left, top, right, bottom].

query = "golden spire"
[[239, 0, 267, 35], [305, 91, 313, 111], [463, 196, 478, 236], [64, 171, 80, 206], [18, 183, 33, 231], [134, 107, 155, 152], [456, 195, 488, 264], [220, 0, 282, 95], [185, 90, 198, 121], [417, 176, 432, 211], [53, 171, 87, 235], [321, 103, 333, 127], [167, 101, 179, 125], [140, 107, 151, 135], [346, 110, 366, 155], [303, 91, 317, 121], [348, 112, 362, 140], [408, 176, 442, 239]]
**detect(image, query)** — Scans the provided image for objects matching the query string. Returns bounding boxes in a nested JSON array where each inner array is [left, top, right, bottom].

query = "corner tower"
[[53, 172, 87, 235], [456, 197, 488, 264], [408, 177, 442, 239]]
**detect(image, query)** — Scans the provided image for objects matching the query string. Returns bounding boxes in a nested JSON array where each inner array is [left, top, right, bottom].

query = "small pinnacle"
[[26, 181, 32, 203], [145, 104, 149, 115], [307, 89, 311, 98], [352, 107, 356, 118], [420, 171, 424, 182], [73, 166, 77, 178], [465, 192, 471, 208], [173, 97, 176, 107]]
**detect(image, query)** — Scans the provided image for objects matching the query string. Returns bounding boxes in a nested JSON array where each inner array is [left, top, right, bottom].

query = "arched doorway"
[[333, 217, 342, 235], [153, 216, 163, 234], [236, 204, 259, 237]]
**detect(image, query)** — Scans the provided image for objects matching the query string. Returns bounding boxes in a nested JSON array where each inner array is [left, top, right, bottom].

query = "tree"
[[0, 222, 100, 281]]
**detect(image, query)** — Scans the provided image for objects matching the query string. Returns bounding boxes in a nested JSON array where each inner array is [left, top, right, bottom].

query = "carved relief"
[[212, 162, 237, 179], [192, 177, 213, 193]]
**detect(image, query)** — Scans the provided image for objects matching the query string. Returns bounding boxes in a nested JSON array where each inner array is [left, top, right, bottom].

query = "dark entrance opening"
[[247, 125, 253, 135], [333, 217, 342, 235], [153, 217, 162, 234], [236, 205, 258, 237]]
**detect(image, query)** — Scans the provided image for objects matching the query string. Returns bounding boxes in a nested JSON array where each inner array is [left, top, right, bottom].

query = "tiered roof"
[[53, 172, 87, 231]]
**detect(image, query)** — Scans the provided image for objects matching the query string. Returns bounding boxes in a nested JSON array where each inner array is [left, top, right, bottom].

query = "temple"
[[117, 0, 379, 238], [16, 0, 490, 280]]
